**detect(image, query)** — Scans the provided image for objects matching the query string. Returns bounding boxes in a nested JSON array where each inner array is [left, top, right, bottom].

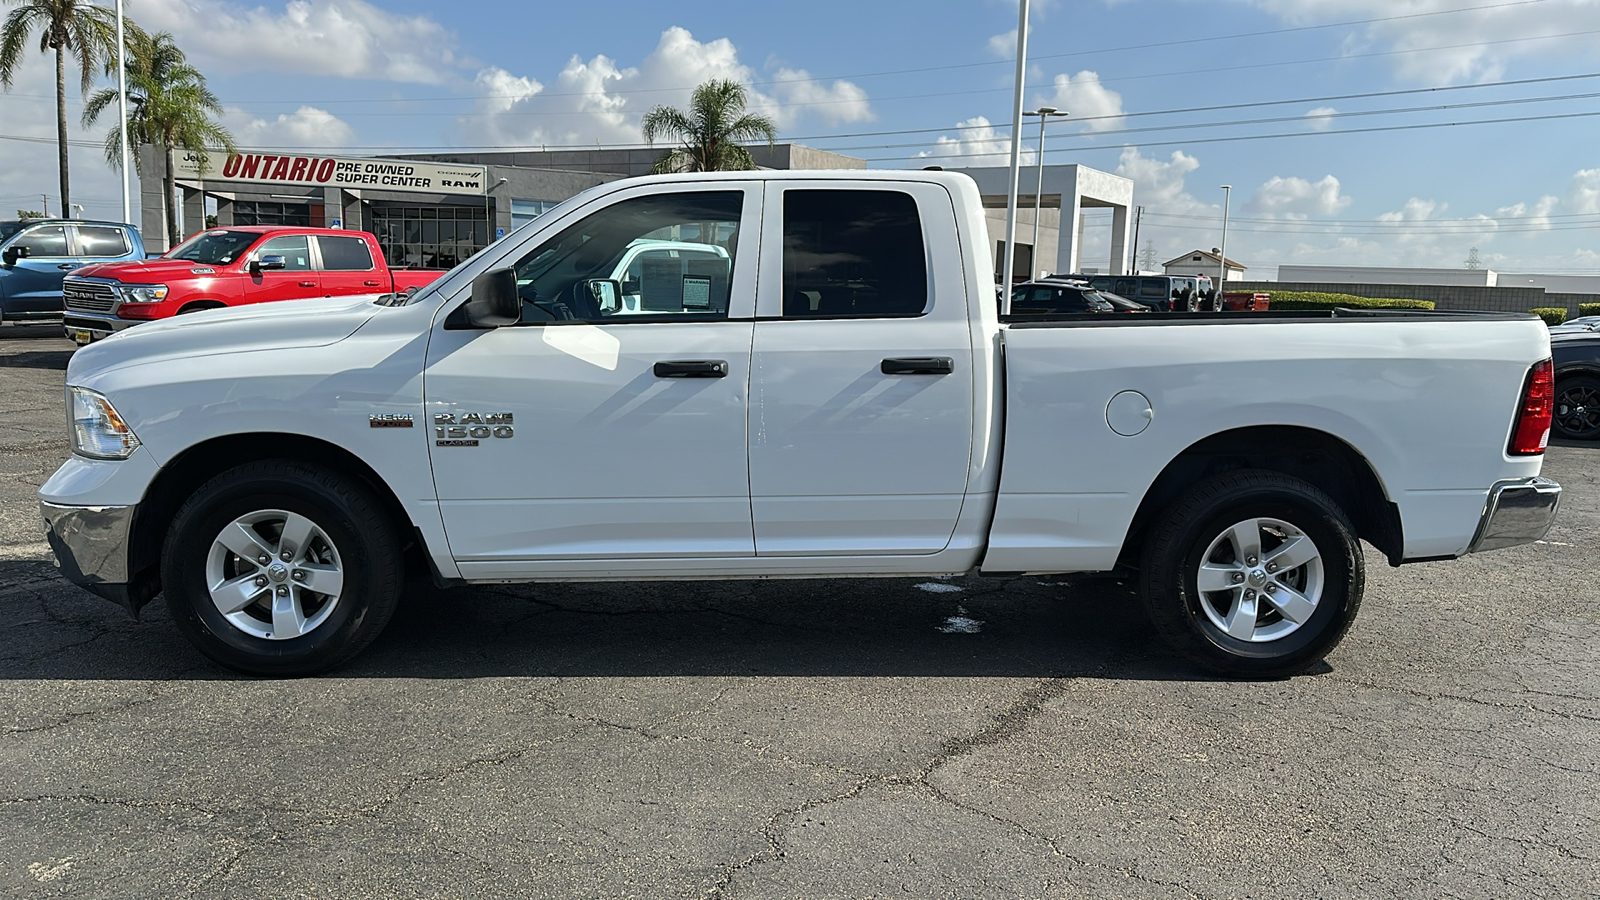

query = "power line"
[[806, 89, 1600, 153], [859, 107, 1600, 163]]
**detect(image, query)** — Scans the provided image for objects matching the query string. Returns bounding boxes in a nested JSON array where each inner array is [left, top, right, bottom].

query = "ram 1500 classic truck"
[[60, 226, 446, 344], [40, 171, 1562, 677]]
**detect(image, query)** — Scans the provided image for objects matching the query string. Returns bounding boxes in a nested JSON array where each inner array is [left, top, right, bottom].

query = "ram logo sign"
[[433, 412, 514, 447]]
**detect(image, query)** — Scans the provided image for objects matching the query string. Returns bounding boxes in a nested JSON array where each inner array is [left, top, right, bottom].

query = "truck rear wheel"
[[1139, 469, 1363, 677], [161, 461, 403, 676]]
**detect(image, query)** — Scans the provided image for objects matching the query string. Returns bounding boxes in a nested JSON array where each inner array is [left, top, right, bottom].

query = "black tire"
[[1139, 469, 1363, 678], [1552, 374, 1600, 441], [162, 460, 403, 676]]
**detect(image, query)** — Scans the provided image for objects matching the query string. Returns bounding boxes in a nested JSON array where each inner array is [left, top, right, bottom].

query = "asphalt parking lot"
[[2, 325, 1596, 899]]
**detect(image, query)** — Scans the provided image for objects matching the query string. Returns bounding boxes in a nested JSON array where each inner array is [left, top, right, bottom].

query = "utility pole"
[[999, 0, 1030, 311], [40, 193, 48, 217], [1218, 184, 1233, 289], [117, 0, 131, 225], [1130, 205, 1143, 274]]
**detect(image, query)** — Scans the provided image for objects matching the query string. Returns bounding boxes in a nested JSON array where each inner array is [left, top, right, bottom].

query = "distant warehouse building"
[[1260, 264, 1600, 316]]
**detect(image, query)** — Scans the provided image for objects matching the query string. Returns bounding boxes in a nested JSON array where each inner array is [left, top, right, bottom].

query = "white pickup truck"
[[40, 170, 1562, 677]]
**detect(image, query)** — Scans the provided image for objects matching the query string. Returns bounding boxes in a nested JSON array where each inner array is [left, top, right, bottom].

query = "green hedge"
[[1529, 307, 1567, 326], [1266, 291, 1435, 311], [1581, 302, 1600, 318]]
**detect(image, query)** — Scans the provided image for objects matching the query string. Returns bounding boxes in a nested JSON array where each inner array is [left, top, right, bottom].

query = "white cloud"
[[1566, 168, 1600, 214], [135, 0, 462, 84], [223, 106, 356, 148], [770, 68, 874, 125], [1494, 194, 1559, 231], [1043, 71, 1125, 131], [988, 29, 1017, 57], [1304, 106, 1338, 131], [1244, 0, 1600, 84], [458, 27, 872, 148], [1247, 175, 1352, 219], [1115, 147, 1205, 212], [918, 117, 1034, 167]]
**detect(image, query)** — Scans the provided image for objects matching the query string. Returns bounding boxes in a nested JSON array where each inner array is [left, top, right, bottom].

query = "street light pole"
[[1022, 106, 1067, 278], [116, 0, 130, 225], [1000, 0, 1030, 312], [1218, 184, 1232, 293]]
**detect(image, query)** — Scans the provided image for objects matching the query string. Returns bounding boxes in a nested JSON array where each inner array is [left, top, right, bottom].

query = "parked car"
[[42, 170, 1560, 679], [60, 226, 447, 344], [0, 218, 144, 325], [1089, 274, 1218, 312], [1223, 291, 1271, 311], [1092, 290, 1151, 313], [1009, 280, 1115, 315], [1549, 315, 1600, 334], [1551, 327, 1600, 440]]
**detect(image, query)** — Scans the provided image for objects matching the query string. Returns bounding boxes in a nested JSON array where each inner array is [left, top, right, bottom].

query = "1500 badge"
[[434, 411, 513, 446]]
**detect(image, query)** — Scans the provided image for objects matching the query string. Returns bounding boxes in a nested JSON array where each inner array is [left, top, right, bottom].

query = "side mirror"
[[250, 254, 287, 275], [586, 278, 622, 314], [2, 245, 28, 267], [463, 268, 520, 327]]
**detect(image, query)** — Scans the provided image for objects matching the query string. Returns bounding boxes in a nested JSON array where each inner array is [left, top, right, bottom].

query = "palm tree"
[[641, 79, 777, 174], [0, 0, 122, 215], [83, 30, 233, 247]]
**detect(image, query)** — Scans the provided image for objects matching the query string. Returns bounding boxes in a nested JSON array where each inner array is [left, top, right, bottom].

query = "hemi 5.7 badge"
[[368, 414, 414, 428], [434, 411, 513, 447]]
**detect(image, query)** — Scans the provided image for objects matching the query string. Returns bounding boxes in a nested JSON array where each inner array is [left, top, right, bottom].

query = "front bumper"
[[40, 501, 152, 615], [61, 311, 138, 343], [1467, 476, 1562, 553]]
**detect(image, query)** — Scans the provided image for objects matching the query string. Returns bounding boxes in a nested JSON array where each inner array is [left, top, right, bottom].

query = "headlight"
[[115, 283, 169, 303], [69, 387, 141, 459]]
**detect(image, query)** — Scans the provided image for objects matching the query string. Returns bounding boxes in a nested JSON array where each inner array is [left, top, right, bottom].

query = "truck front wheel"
[[1139, 470, 1363, 678], [161, 461, 403, 676]]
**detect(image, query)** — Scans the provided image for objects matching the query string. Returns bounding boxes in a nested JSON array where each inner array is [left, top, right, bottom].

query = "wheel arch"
[[1119, 425, 1404, 569], [128, 432, 421, 596], [176, 299, 227, 314]]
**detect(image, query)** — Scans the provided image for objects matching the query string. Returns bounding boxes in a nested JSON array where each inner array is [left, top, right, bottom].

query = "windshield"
[[166, 229, 260, 265], [0, 221, 25, 242]]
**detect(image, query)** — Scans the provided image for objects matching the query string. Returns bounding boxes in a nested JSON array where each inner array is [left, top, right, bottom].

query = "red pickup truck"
[[61, 226, 446, 344]]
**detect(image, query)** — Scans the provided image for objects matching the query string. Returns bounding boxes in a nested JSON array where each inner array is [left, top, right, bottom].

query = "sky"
[[1, 0, 1599, 277]]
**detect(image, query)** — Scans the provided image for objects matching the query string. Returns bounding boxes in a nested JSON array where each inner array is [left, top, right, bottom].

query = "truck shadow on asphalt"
[[0, 560, 1280, 681], [0, 346, 72, 371]]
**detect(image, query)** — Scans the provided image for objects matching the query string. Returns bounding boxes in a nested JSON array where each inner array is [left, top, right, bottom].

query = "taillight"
[[1509, 359, 1554, 455]]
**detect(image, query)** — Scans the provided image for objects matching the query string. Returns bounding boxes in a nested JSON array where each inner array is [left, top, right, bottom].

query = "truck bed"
[[983, 309, 1551, 573]]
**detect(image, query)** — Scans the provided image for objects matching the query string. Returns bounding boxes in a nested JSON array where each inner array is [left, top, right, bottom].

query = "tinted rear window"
[[782, 189, 927, 318], [317, 235, 375, 271]]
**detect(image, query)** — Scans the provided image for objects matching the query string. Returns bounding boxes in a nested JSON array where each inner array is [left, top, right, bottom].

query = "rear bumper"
[[1467, 476, 1562, 553]]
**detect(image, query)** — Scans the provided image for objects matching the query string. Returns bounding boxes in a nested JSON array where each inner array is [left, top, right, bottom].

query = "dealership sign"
[[173, 150, 488, 195]]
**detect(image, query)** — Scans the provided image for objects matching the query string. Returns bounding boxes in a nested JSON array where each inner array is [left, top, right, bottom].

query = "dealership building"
[[140, 142, 1135, 278]]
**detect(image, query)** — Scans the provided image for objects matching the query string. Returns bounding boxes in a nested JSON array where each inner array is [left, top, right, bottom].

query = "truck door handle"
[[298, 280, 317, 288], [881, 357, 954, 375], [57, 264, 78, 270], [654, 360, 728, 378], [363, 280, 381, 287]]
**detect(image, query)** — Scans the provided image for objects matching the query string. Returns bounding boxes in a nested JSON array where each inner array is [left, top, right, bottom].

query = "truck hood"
[[70, 257, 235, 281], [67, 294, 382, 380]]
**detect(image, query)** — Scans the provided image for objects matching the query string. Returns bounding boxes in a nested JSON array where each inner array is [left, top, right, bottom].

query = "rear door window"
[[1138, 278, 1168, 300], [316, 235, 375, 271], [74, 225, 131, 257], [781, 189, 927, 318]]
